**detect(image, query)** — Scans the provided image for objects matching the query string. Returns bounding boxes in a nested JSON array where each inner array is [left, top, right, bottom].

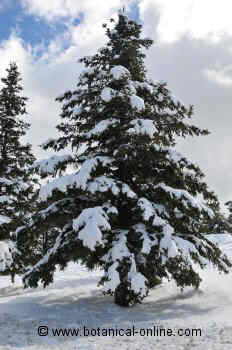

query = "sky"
[[0, 0, 232, 206]]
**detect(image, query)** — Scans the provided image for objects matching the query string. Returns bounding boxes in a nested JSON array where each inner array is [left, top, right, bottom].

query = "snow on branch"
[[23, 230, 64, 284], [33, 154, 74, 176], [0, 214, 11, 225], [0, 196, 13, 204], [0, 177, 13, 186], [138, 197, 155, 221], [174, 236, 200, 259], [133, 81, 154, 94], [84, 119, 118, 138], [73, 206, 112, 251], [0, 177, 30, 194], [129, 95, 145, 111], [88, 176, 137, 198], [0, 241, 13, 272], [88, 175, 120, 196], [39, 156, 112, 201], [102, 231, 148, 297], [166, 148, 184, 163], [102, 231, 130, 292], [133, 223, 158, 255], [165, 148, 197, 169], [27, 199, 72, 227], [110, 65, 130, 80], [128, 258, 148, 297], [153, 145, 199, 171], [102, 261, 121, 292], [160, 231, 179, 263], [137, 196, 207, 264], [138, 198, 168, 223], [128, 119, 157, 138], [101, 87, 117, 102], [155, 183, 214, 217]]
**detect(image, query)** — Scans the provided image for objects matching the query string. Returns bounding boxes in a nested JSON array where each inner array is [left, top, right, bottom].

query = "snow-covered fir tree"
[[0, 62, 36, 282], [22, 12, 231, 306]]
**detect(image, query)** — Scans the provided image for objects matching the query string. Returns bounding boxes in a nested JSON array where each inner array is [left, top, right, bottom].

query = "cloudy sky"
[[0, 0, 232, 206]]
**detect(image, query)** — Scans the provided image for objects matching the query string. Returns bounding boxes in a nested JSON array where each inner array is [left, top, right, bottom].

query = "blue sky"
[[0, 1, 70, 54], [0, 1, 139, 57]]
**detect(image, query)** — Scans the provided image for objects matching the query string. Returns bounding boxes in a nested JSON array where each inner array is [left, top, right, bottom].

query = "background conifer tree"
[[0, 62, 36, 282], [22, 12, 231, 306]]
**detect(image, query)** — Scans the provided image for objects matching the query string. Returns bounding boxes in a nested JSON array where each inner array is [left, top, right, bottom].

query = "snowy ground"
[[1, 234, 232, 349]]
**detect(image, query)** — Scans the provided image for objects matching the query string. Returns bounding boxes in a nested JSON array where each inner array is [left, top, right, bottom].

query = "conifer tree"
[[0, 62, 36, 282], [22, 13, 231, 306]]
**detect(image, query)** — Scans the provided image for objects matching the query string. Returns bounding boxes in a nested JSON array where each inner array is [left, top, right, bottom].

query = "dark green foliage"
[[0, 63, 37, 280], [21, 13, 231, 306]]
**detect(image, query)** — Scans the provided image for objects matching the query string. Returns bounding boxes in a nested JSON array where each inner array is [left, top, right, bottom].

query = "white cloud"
[[20, 0, 132, 22], [19, 0, 134, 64], [0, 2, 134, 158], [1, 0, 232, 205], [19, 0, 135, 55], [139, 0, 232, 43], [0, 35, 31, 76], [205, 65, 232, 87]]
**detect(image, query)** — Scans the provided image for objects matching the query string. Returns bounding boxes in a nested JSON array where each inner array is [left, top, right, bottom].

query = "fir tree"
[[0, 62, 36, 282], [22, 13, 231, 306], [16, 199, 61, 270]]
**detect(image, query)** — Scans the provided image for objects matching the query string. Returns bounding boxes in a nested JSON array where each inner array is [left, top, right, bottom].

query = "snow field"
[[0, 234, 232, 349]]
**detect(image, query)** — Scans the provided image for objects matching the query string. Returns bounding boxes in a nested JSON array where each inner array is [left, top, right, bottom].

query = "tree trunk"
[[114, 283, 131, 307], [11, 272, 15, 284]]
